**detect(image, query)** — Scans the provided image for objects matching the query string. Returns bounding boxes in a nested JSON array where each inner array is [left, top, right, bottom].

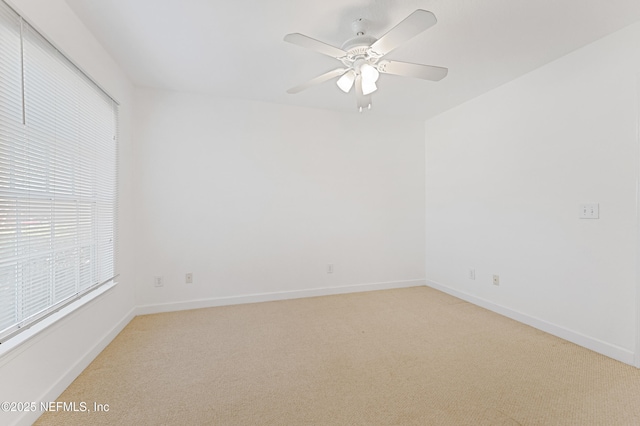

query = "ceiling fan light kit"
[[336, 70, 356, 93], [284, 9, 448, 112]]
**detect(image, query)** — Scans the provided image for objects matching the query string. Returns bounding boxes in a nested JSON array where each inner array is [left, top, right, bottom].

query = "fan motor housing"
[[341, 34, 377, 57]]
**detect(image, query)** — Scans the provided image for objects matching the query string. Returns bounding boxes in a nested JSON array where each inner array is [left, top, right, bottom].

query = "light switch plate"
[[580, 203, 599, 219]]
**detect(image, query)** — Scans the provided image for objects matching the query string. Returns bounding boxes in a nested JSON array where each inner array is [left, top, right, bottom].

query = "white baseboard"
[[136, 279, 426, 316], [426, 280, 636, 366], [16, 307, 136, 426]]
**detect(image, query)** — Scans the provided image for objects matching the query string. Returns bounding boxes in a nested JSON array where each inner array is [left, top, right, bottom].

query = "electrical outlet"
[[185, 273, 193, 284], [469, 268, 476, 280], [327, 264, 334, 274], [153, 276, 163, 287], [493, 275, 500, 286]]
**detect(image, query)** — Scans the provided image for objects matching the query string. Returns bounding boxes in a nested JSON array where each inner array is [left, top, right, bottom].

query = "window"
[[0, 1, 118, 343]]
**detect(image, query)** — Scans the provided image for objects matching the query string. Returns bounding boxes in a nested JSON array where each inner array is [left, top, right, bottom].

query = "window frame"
[[0, 0, 119, 348]]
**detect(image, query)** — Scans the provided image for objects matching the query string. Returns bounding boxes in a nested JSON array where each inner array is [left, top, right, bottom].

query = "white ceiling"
[[65, 0, 640, 120]]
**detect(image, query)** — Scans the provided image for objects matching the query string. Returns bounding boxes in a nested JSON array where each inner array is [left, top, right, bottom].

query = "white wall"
[[133, 88, 426, 311], [0, 1, 136, 425], [425, 21, 640, 364]]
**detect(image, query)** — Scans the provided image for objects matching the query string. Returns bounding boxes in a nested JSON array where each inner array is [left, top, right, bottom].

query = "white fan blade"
[[287, 68, 348, 94], [284, 33, 347, 59], [377, 60, 448, 81], [370, 10, 437, 57], [354, 75, 372, 111]]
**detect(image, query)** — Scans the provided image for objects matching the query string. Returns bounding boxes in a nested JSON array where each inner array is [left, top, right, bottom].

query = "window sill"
[[0, 281, 118, 365]]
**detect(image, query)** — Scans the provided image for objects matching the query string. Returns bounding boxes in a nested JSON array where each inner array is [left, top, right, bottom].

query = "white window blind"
[[0, 0, 118, 343]]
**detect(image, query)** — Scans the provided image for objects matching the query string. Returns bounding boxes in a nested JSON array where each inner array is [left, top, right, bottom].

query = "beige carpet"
[[35, 286, 640, 425]]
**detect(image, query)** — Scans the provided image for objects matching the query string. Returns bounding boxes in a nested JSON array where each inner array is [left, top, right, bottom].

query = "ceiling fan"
[[284, 9, 448, 112]]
